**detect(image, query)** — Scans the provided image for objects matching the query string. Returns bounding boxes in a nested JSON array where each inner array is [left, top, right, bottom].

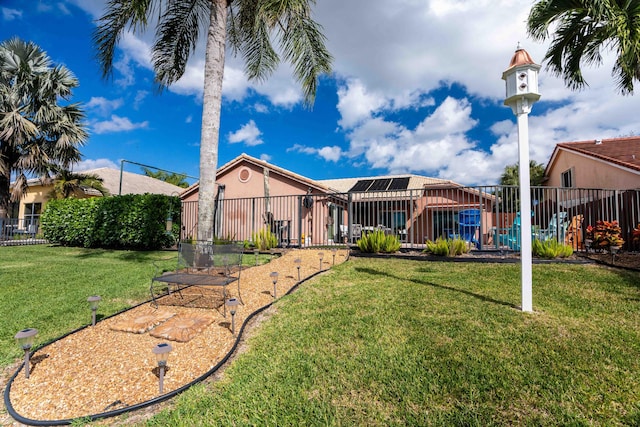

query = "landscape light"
[[332, 247, 337, 265], [254, 248, 260, 266], [87, 295, 101, 326], [226, 298, 240, 336], [15, 328, 38, 379], [270, 271, 279, 299], [152, 343, 173, 394], [318, 252, 324, 271], [294, 258, 302, 281]]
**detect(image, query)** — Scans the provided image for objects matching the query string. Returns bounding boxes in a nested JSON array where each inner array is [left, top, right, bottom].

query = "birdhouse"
[[502, 46, 541, 112]]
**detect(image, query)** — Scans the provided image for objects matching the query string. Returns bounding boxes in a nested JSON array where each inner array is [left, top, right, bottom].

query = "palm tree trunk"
[[197, 0, 228, 242]]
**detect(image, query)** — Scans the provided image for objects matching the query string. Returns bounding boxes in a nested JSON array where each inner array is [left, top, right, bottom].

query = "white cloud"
[[1, 8, 22, 20], [92, 115, 149, 134], [287, 144, 343, 162], [133, 90, 149, 109], [227, 120, 263, 146], [86, 97, 124, 116], [260, 154, 272, 162], [72, 158, 119, 171]]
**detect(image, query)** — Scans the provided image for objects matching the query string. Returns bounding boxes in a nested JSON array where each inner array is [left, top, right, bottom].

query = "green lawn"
[[2, 246, 640, 425]]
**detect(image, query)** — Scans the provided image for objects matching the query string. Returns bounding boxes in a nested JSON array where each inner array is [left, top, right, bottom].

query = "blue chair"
[[453, 209, 481, 248]]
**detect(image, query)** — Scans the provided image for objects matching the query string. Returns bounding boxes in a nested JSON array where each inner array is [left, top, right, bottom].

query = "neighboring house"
[[180, 154, 495, 246], [9, 167, 183, 232], [544, 137, 640, 190]]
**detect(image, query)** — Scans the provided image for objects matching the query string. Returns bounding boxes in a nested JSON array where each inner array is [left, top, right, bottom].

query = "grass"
[[2, 246, 640, 425]]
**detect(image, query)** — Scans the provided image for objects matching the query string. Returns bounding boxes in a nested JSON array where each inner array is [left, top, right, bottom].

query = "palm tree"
[[0, 38, 88, 218], [499, 161, 546, 186], [94, 0, 332, 241], [47, 168, 109, 199], [527, 0, 640, 94]]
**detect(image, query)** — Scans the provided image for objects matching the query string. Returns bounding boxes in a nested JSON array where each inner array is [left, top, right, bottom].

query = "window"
[[561, 168, 574, 188], [23, 202, 41, 228]]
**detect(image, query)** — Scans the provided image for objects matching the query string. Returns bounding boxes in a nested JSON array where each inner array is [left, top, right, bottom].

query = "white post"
[[515, 99, 533, 312], [502, 46, 540, 313]]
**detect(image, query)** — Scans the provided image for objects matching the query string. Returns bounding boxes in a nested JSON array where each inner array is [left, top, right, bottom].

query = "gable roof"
[[546, 136, 640, 175], [181, 153, 474, 200]]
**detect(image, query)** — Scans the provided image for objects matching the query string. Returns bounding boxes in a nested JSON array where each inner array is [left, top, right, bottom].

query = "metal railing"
[[0, 218, 44, 246], [181, 185, 640, 252]]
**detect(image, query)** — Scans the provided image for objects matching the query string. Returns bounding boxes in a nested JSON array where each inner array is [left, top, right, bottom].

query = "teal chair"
[[537, 212, 568, 242], [496, 212, 534, 251]]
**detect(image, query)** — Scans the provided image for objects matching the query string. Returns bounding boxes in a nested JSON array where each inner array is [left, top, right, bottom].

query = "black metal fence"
[[181, 185, 640, 252], [0, 218, 44, 246]]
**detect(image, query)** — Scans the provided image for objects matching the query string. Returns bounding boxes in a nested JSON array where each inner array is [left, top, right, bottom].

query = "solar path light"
[[332, 247, 337, 265], [270, 271, 279, 299], [226, 297, 240, 336], [87, 295, 101, 326], [294, 258, 301, 282], [15, 328, 38, 379], [318, 252, 324, 271], [254, 248, 260, 266], [152, 343, 173, 394]]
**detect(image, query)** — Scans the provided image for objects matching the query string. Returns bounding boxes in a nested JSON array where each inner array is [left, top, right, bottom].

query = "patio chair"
[[496, 211, 535, 251], [453, 209, 481, 248], [351, 223, 363, 243], [564, 214, 584, 250], [537, 212, 568, 242]]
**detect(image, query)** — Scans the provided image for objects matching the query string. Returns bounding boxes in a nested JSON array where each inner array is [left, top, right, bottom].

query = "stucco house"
[[180, 154, 495, 247], [544, 136, 640, 190], [8, 167, 183, 234]]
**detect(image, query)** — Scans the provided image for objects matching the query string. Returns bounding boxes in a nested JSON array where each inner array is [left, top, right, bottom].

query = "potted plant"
[[586, 220, 625, 253]]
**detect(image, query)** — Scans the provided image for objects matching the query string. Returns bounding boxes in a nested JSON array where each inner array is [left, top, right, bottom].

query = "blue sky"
[[2, 0, 639, 186]]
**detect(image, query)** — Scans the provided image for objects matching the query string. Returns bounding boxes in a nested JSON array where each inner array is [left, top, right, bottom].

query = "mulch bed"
[[5, 248, 349, 423]]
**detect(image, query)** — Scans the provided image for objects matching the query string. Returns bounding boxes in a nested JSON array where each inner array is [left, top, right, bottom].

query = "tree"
[[527, 0, 640, 95], [47, 168, 108, 200], [0, 38, 88, 218], [94, 0, 332, 241], [142, 167, 189, 188], [499, 161, 546, 186]]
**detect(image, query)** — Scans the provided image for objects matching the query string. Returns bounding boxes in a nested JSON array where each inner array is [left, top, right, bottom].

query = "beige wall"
[[547, 150, 640, 189]]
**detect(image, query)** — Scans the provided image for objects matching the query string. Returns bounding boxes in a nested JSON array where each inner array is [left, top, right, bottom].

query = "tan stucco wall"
[[547, 151, 640, 189]]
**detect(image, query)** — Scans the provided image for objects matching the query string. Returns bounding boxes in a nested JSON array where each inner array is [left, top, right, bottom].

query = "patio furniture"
[[495, 212, 535, 251], [452, 209, 481, 248], [564, 215, 584, 250], [537, 212, 568, 242], [351, 223, 363, 243], [150, 241, 244, 316]]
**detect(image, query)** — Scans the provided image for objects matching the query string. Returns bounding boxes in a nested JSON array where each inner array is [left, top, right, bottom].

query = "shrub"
[[41, 194, 180, 249], [251, 228, 278, 251], [532, 238, 573, 259], [424, 237, 470, 257], [357, 230, 401, 253], [585, 220, 625, 250]]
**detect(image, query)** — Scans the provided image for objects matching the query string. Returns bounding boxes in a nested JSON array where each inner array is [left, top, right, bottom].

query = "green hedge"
[[41, 194, 181, 249]]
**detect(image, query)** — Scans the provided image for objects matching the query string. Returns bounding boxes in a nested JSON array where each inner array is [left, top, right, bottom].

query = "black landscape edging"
[[4, 271, 322, 426]]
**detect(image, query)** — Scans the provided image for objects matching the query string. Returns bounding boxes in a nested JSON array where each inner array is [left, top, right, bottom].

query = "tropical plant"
[[251, 228, 278, 251], [633, 223, 640, 243], [0, 37, 87, 217], [499, 160, 546, 186], [47, 168, 108, 199], [142, 167, 189, 188], [532, 238, 574, 259], [424, 237, 470, 257], [357, 230, 401, 254], [585, 220, 625, 250], [94, 0, 332, 241], [527, 0, 640, 95]]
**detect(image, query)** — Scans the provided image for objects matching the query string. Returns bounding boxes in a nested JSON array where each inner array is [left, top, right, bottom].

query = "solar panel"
[[388, 177, 410, 190], [349, 179, 374, 192], [368, 178, 392, 191]]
